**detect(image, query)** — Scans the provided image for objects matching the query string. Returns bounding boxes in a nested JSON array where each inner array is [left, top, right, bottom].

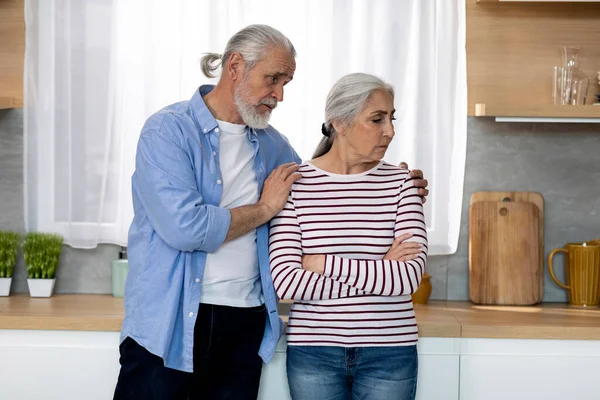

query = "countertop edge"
[[2, 295, 600, 340]]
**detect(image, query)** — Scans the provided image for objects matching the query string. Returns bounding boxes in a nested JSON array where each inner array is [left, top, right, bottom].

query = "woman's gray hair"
[[313, 73, 395, 158], [200, 24, 296, 78]]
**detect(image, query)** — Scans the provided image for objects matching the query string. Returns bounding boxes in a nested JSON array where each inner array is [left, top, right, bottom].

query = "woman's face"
[[337, 89, 396, 162]]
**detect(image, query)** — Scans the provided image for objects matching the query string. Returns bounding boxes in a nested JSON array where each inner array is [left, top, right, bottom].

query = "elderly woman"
[[269, 73, 428, 400]]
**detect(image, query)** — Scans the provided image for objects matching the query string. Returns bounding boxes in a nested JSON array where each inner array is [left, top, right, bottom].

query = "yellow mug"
[[548, 242, 600, 307], [411, 274, 432, 304]]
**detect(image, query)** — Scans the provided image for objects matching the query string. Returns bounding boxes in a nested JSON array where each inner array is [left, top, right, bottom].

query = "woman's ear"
[[331, 120, 344, 137]]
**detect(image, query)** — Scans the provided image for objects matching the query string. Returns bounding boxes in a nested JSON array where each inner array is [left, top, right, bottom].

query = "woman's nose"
[[383, 123, 395, 138]]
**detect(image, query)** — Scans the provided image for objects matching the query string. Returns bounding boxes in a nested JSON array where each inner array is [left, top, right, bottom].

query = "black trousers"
[[113, 303, 267, 400]]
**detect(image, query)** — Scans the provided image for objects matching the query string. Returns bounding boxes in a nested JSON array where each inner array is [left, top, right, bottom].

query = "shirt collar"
[[189, 85, 257, 136], [189, 85, 218, 135]]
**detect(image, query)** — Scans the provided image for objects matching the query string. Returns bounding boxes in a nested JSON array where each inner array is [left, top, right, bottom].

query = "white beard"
[[234, 76, 278, 129]]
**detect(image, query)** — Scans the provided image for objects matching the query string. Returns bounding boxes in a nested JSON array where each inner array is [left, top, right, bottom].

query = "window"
[[24, 0, 466, 254]]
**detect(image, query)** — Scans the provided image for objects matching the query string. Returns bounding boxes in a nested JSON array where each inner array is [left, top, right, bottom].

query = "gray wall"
[[1, 108, 599, 300], [431, 118, 600, 302]]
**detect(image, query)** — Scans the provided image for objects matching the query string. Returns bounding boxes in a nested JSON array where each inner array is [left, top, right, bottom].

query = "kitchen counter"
[[441, 301, 600, 340], [0, 294, 123, 331], [1, 294, 600, 340], [3, 295, 600, 400]]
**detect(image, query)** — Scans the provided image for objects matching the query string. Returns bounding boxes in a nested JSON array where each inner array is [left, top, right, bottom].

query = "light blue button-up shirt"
[[122, 85, 301, 373]]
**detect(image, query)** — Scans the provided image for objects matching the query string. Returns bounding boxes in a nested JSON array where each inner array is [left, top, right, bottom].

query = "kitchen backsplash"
[[2, 109, 599, 301]]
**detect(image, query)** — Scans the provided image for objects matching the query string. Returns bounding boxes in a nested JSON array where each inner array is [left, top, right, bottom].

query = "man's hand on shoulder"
[[258, 162, 302, 219], [399, 162, 429, 203]]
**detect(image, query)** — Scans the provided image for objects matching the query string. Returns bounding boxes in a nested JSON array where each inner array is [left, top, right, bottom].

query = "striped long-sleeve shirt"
[[269, 161, 428, 347]]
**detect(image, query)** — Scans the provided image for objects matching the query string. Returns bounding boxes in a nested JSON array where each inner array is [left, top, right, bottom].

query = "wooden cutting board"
[[469, 201, 541, 305], [470, 191, 544, 300]]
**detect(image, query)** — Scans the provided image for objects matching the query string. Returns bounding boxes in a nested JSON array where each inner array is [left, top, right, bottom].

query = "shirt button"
[[217, 179, 222, 185], [215, 128, 220, 133], [195, 278, 200, 283], [188, 312, 194, 318], [203, 128, 208, 133], [212, 151, 216, 157]]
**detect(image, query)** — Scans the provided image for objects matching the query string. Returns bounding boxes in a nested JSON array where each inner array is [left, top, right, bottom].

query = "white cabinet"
[[0, 330, 459, 400], [0, 330, 120, 400], [417, 338, 460, 400], [459, 338, 600, 400], [258, 336, 290, 400], [1, 330, 599, 400], [259, 337, 461, 400]]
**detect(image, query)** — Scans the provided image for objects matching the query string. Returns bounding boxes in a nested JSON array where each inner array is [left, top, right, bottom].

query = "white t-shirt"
[[200, 119, 263, 307]]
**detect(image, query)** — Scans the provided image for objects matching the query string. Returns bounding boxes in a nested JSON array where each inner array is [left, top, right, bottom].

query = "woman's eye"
[[391, 117, 397, 121]]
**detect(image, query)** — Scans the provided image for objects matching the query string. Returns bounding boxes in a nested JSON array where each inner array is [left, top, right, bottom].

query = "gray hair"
[[200, 24, 296, 78], [313, 73, 395, 158]]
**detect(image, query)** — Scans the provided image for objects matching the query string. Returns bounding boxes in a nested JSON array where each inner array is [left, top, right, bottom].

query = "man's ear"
[[227, 52, 245, 82]]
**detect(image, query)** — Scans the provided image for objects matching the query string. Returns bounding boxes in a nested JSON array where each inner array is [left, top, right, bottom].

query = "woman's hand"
[[302, 254, 326, 274], [384, 233, 423, 262]]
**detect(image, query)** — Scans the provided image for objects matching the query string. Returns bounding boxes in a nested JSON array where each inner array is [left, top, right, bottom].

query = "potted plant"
[[22, 232, 63, 297], [0, 231, 20, 296]]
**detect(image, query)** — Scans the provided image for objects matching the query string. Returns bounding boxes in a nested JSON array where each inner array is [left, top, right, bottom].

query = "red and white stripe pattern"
[[269, 161, 428, 347]]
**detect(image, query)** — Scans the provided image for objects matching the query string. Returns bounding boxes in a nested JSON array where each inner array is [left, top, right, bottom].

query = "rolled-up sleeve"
[[135, 127, 230, 253]]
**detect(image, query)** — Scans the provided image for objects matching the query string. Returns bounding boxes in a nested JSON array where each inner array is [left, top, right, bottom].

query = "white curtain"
[[24, 0, 466, 254]]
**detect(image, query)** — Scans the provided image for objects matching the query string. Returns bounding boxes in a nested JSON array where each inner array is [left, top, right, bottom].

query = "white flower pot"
[[0, 278, 12, 296], [27, 278, 56, 298]]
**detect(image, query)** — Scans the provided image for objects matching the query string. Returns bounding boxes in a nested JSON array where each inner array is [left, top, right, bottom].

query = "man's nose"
[[272, 84, 284, 102]]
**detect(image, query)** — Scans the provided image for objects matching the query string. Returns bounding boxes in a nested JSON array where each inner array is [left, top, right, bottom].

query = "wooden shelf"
[[0, 96, 21, 109], [467, 0, 600, 116], [475, 104, 600, 118], [478, 0, 600, 2], [0, 0, 25, 109]]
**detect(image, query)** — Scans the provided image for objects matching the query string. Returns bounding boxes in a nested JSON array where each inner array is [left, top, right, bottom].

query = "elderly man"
[[114, 24, 429, 400]]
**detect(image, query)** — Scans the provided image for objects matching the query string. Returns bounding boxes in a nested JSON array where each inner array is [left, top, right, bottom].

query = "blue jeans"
[[286, 345, 418, 400]]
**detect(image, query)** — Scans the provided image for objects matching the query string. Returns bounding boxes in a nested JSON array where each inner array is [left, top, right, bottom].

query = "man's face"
[[234, 46, 296, 129]]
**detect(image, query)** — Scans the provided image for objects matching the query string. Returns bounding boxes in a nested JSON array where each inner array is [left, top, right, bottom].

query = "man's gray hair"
[[313, 73, 395, 158], [200, 24, 296, 78]]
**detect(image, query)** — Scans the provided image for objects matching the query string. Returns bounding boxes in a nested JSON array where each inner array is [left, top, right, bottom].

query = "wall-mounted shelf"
[[475, 104, 600, 117], [0, 96, 22, 110], [478, 0, 600, 3], [475, 104, 600, 123], [0, 0, 25, 109], [467, 0, 600, 118], [495, 117, 600, 123]]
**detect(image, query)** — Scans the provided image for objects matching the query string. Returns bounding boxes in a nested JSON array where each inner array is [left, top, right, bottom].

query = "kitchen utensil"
[[469, 201, 541, 305], [554, 46, 589, 105], [470, 191, 544, 297], [548, 242, 600, 307]]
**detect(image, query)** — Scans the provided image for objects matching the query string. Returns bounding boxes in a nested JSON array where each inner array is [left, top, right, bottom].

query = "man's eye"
[[372, 119, 382, 123], [392, 117, 397, 121], [267, 76, 278, 84]]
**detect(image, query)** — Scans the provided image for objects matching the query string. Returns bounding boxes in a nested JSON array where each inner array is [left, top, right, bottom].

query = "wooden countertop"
[[1, 295, 600, 340], [0, 294, 124, 331], [440, 301, 600, 341]]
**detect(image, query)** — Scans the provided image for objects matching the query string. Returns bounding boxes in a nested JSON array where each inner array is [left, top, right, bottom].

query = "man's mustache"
[[259, 98, 278, 109]]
